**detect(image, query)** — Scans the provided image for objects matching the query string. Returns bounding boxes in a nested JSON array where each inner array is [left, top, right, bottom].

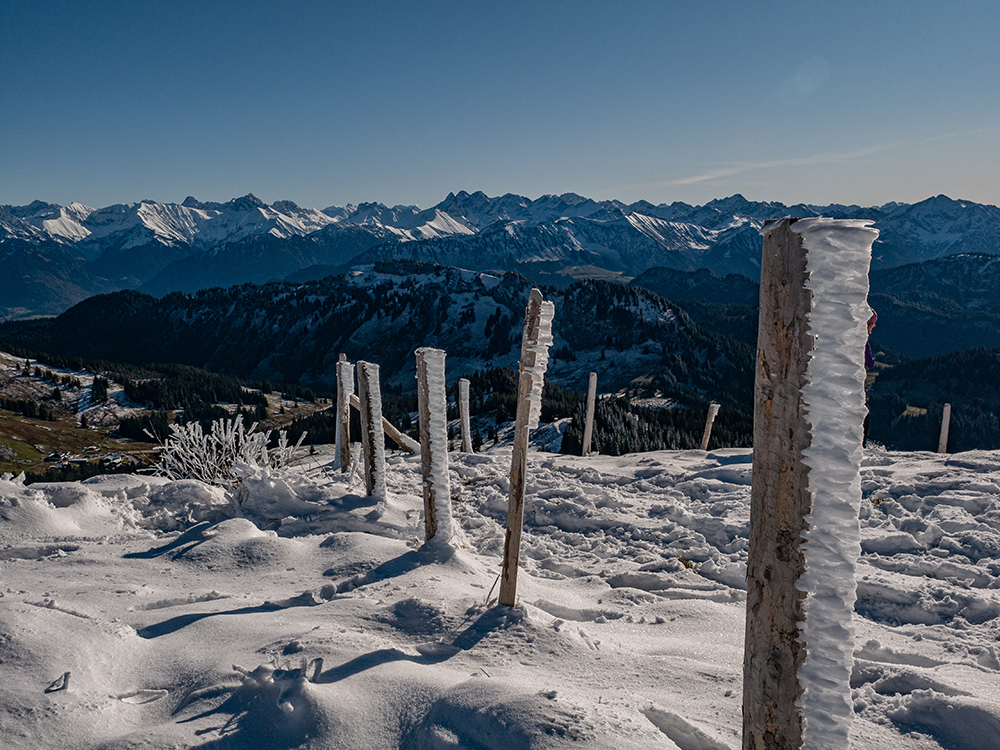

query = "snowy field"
[[2, 444, 1000, 749]]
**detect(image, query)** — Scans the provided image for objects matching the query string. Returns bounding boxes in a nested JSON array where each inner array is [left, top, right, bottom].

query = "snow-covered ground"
[[1, 444, 999, 749]]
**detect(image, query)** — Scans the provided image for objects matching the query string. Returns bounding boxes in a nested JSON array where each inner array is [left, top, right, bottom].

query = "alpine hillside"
[[0, 262, 754, 412]]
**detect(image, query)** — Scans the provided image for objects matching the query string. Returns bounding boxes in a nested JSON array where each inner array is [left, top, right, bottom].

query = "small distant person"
[[863, 309, 877, 447]]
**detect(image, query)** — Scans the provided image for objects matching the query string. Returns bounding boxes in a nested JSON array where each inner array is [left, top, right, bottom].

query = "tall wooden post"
[[458, 378, 473, 453], [700, 402, 721, 451], [744, 221, 813, 750], [500, 288, 554, 607], [356, 360, 386, 499], [582, 371, 597, 456], [336, 354, 354, 473], [744, 218, 876, 750], [938, 403, 952, 453], [416, 347, 452, 543]]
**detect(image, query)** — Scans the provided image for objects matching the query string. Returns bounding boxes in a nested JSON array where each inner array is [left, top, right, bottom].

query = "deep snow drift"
[[1, 443, 999, 749]]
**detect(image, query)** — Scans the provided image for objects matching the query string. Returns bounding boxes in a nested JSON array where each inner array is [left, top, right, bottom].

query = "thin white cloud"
[[666, 128, 995, 187]]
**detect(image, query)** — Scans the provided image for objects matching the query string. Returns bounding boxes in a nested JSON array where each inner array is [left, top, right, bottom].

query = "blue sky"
[[3, 0, 999, 210]]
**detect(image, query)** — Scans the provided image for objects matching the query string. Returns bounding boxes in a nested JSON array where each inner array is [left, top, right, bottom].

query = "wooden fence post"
[[458, 378, 473, 453], [700, 402, 720, 451], [938, 402, 952, 453], [500, 288, 555, 607], [356, 360, 386, 500], [416, 347, 453, 543], [743, 218, 876, 750], [582, 371, 597, 456], [336, 354, 354, 473]]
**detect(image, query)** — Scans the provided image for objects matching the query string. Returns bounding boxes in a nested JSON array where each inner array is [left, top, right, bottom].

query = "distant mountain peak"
[[271, 199, 303, 214], [226, 194, 267, 211]]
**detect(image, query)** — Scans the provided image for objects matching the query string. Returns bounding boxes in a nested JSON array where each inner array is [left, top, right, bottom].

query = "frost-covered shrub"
[[152, 415, 305, 490]]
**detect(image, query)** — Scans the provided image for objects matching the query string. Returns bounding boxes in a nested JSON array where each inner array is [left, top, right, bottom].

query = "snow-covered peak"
[[226, 193, 267, 212], [0, 205, 49, 242], [2, 200, 95, 242], [320, 204, 356, 221]]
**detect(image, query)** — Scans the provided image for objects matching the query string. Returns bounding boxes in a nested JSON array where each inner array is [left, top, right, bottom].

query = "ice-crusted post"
[[582, 371, 597, 456], [700, 401, 721, 451], [416, 347, 454, 544], [336, 354, 354, 473], [356, 360, 387, 500], [938, 402, 952, 453], [499, 288, 555, 607], [743, 218, 877, 750], [458, 378, 473, 453]]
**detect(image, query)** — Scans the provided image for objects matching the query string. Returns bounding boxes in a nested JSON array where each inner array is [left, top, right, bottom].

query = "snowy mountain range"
[[3, 190, 1000, 319]]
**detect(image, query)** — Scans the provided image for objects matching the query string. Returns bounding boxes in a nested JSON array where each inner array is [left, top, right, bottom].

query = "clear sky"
[[3, 0, 999, 211]]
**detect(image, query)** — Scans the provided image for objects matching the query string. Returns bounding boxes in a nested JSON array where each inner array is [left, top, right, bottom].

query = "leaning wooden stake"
[[700, 402, 720, 451], [938, 402, 952, 453], [356, 360, 387, 499], [500, 288, 554, 607], [458, 378, 473, 453], [348, 393, 419, 454], [582, 371, 597, 456], [744, 217, 876, 750], [416, 347, 452, 543], [336, 354, 354, 472]]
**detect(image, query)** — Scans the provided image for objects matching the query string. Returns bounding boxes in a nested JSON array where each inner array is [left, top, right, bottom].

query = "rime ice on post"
[[356, 360, 387, 501], [743, 218, 877, 750], [521, 294, 555, 430], [416, 347, 454, 544], [336, 355, 354, 473], [500, 288, 555, 607], [458, 378, 473, 453]]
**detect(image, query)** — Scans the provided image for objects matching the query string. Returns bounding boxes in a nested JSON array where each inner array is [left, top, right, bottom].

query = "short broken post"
[[356, 360, 387, 500], [500, 288, 555, 607], [582, 371, 597, 456], [744, 218, 877, 750], [416, 347, 453, 544], [938, 402, 952, 453], [458, 378, 473, 453], [336, 354, 354, 473], [700, 402, 720, 451]]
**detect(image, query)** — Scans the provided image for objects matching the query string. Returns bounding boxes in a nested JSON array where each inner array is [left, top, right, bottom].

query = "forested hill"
[[632, 253, 1000, 360], [0, 262, 754, 412], [867, 348, 1000, 452]]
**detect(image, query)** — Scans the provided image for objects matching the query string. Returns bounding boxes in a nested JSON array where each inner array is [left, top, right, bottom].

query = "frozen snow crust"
[[1, 445, 999, 748]]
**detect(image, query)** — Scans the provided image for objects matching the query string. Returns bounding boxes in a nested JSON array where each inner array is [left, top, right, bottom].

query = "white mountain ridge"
[[5, 190, 1000, 301]]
